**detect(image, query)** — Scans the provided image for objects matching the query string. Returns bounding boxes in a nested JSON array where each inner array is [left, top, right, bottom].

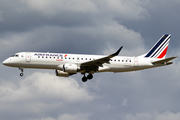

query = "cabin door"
[[26, 53, 31, 62], [134, 57, 138, 67]]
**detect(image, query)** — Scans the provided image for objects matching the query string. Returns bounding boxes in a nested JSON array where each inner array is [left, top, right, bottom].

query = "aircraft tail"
[[143, 34, 171, 59]]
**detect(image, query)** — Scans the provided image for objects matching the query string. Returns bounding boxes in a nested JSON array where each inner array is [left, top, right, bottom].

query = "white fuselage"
[[2, 34, 175, 82], [3, 52, 162, 73]]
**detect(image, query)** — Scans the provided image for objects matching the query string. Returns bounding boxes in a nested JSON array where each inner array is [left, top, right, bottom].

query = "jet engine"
[[55, 70, 69, 77], [63, 63, 78, 73]]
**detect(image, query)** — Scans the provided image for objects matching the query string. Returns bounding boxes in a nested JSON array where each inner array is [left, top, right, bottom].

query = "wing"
[[152, 56, 177, 65], [80, 46, 123, 72]]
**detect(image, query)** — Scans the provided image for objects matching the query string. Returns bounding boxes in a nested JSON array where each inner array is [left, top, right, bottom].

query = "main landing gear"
[[82, 73, 93, 82], [19, 67, 24, 77]]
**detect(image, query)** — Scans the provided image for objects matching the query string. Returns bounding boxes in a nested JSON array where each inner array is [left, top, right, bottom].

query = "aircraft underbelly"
[[102, 64, 132, 72]]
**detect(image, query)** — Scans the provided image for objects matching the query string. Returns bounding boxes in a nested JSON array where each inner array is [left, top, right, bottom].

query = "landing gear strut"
[[19, 67, 24, 77], [82, 73, 93, 82]]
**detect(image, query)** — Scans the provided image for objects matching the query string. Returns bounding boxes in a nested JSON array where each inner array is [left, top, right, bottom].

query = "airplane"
[[2, 34, 177, 82]]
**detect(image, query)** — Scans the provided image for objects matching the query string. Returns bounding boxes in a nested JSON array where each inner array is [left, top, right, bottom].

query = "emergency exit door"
[[134, 58, 138, 67], [26, 53, 31, 62]]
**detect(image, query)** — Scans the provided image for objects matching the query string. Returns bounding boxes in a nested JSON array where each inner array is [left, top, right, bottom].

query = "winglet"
[[111, 46, 123, 56]]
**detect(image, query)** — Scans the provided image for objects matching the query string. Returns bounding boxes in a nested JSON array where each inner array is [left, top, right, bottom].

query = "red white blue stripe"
[[145, 34, 171, 58]]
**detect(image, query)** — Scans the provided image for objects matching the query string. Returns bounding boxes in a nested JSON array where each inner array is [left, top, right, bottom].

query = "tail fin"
[[144, 34, 171, 59]]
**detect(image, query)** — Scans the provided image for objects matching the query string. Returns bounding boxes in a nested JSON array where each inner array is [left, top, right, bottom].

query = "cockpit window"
[[11, 54, 19, 57]]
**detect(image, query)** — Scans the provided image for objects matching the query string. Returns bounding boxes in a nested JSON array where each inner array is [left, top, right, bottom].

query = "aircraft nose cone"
[[2, 59, 9, 65]]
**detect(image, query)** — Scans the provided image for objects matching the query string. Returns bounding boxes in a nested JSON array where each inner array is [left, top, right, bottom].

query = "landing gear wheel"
[[20, 73, 23, 76], [82, 76, 87, 82], [87, 74, 93, 80], [19, 67, 24, 77]]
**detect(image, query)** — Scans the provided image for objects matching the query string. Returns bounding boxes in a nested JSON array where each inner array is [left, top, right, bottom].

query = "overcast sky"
[[0, 0, 180, 120]]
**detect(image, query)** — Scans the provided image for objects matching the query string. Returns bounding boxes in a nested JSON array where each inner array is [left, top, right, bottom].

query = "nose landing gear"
[[20, 73, 23, 76], [19, 67, 24, 77]]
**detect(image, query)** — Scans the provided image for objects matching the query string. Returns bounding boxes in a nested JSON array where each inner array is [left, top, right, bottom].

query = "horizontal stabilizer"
[[152, 57, 177, 65]]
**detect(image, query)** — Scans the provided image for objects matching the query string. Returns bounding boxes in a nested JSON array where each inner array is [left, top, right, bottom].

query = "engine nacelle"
[[63, 64, 78, 73], [55, 70, 69, 77]]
